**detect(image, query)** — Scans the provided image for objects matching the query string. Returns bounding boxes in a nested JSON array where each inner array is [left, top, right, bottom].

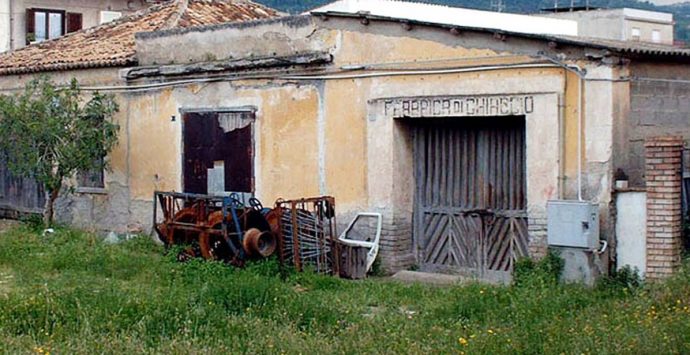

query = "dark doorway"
[[183, 111, 254, 194], [412, 116, 529, 278]]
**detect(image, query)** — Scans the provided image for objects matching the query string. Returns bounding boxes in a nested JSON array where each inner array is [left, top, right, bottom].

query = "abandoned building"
[[0, 0, 688, 282]]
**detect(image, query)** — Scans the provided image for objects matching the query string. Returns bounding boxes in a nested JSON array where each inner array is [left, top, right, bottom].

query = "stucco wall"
[[623, 18, 674, 44], [0, 1, 10, 52], [135, 16, 331, 66]]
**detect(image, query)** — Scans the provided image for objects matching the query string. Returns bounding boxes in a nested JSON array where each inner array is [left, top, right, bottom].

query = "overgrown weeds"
[[0, 225, 688, 354]]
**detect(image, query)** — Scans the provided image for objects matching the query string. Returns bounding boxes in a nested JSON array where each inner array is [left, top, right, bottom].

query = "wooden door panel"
[[414, 117, 527, 276]]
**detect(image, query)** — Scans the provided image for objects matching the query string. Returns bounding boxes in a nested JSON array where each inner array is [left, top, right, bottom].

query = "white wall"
[[616, 191, 647, 277], [541, 8, 674, 44], [0, 0, 11, 52]]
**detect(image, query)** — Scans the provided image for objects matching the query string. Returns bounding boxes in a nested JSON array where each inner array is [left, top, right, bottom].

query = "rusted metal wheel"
[[243, 228, 277, 257], [199, 211, 244, 266]]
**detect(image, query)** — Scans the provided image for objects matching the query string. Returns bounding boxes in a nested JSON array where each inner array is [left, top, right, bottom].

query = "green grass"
[[0, 225, 689, 354]]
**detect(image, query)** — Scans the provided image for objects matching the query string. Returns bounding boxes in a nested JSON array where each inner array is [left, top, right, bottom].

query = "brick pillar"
[[645, 136, 684, 279]]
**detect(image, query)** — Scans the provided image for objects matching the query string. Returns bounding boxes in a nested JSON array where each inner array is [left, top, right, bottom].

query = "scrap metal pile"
[[154, 192, 340, 274]]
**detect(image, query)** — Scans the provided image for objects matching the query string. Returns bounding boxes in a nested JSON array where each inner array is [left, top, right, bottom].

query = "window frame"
[[631, 27, 641, 42], [77, 156, 106, 190], [28, 8, 66, 42]]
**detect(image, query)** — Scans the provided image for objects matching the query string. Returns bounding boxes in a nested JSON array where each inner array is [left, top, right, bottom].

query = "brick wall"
[[645, 136, 684, 279], [528, 212, 548, 259], [378, 214, 415, 274]]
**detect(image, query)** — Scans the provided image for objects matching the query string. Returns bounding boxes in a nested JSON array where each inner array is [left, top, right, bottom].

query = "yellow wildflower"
[[458, 337, 468, 346]]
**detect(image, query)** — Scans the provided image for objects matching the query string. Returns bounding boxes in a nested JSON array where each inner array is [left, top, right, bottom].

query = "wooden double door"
[[413, 117, 529, 279]]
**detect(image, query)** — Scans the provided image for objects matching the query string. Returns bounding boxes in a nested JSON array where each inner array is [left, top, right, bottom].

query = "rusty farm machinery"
[[153, 192, 278, 266], [153, 192, 348, 275]]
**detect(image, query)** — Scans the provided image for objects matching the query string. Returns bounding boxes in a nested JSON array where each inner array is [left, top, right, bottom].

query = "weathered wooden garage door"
[[0, 155, 45, 217], [414, 117, 529, 278]]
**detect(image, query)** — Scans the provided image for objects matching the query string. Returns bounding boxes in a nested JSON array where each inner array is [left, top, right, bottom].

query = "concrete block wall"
[[627, 69, 690, 187], [645, 136, 684, 279]]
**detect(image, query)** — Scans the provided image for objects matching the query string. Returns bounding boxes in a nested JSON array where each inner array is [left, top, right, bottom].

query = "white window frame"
[[631, 27, 641, 41]]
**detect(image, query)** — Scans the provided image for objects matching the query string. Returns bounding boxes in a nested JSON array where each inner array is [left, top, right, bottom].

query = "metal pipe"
[[72, 62, 562, 92], [539, 54, 586, 201], [577, 75, 584, 201]]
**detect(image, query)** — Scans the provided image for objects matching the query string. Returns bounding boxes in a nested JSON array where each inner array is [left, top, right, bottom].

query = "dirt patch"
[[0, 219, 20, 235], [0, 267, 14, 297]]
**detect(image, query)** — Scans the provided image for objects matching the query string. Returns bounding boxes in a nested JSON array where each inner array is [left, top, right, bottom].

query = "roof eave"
[[312, 11, 690, 60]]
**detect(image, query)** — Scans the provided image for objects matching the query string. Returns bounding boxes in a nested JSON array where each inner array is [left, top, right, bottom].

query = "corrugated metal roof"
[[549, 35, 690, 57], [310, 0, 578, 36], [0, 0, 279, 75]]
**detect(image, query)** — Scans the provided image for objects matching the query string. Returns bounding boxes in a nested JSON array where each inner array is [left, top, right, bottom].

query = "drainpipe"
[[577, 75, 584, 201]]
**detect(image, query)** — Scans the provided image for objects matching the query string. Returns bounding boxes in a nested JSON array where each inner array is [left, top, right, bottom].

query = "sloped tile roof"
[[0, 0, 279, 75]]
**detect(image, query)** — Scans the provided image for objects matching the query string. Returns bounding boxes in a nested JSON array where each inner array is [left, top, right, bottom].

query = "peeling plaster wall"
[[135, 16, 335, 66]]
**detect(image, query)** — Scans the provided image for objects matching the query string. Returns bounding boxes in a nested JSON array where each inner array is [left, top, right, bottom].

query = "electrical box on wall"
[[547, 200, 600, 249]]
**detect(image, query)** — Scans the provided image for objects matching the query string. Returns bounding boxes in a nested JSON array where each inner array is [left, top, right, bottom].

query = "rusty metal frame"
[[274, 196, 340, 275]]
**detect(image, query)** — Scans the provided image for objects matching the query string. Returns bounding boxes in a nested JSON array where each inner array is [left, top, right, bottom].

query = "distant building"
[[0, 0, 157, 53], [540, 7, 675, 45]]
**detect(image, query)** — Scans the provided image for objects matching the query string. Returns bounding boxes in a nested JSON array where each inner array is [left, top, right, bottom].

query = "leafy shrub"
[[19, 214, 44, 233], [512, 249, 564, 287], [597, 265, 642, 294]]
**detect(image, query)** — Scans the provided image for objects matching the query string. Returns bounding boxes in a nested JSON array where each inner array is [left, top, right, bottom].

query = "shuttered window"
[[66, 13, 83, 33], [26, 8, 73, 44]]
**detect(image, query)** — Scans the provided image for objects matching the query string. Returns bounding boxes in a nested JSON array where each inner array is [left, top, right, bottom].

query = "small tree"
[[0, 77, 119, 226]]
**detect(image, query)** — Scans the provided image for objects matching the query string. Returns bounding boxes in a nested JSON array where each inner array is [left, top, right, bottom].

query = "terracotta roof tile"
[[0, 0, 279, 75]]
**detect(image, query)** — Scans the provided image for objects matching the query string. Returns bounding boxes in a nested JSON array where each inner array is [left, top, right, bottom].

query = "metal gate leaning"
[[413, 118, 529, 279]]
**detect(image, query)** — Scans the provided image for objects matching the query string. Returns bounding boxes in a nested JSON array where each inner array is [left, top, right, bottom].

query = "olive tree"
[[0, 77, 119, 226]]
